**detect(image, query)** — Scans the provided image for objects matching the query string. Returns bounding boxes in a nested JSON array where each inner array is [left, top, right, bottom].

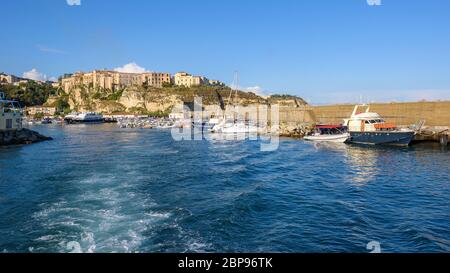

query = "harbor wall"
[[203, 104, 317, 125], [193, 101, 449, 128], [311, 101, 450, 127], [279, 106, 317, 124]]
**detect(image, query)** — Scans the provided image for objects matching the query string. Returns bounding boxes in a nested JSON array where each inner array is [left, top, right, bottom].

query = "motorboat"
[[64, 112, 104, 124], [41, 117, 52, 124], [344, 105, 416, 146], [304, 125, 350, 143]]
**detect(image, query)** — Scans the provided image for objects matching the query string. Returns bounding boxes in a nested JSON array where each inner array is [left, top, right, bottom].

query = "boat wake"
[[31, 174, 171, 253]]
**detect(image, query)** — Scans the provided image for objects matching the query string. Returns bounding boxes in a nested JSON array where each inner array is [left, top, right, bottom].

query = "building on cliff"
[[0, 73, 31, 86], [26, 106, 57, 117], [174, 72, 207, 87], [61, 70, 172, 92], [0, 73, 20, 85]]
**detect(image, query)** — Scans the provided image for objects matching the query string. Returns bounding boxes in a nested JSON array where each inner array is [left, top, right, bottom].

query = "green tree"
[[1, 81, 57, 106]]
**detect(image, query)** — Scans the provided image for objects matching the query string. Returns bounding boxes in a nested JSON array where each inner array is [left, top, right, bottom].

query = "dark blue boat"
[[350, 131, 416, 146], [345, 105, 416, 146]]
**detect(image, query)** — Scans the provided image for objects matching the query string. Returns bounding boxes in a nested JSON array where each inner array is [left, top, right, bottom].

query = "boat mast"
[[225, 71, 239, 121]]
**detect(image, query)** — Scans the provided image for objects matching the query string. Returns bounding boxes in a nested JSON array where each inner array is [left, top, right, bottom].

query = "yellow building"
[[141, 72, 172, 87], [27, 106, 57, 117], [61, 70, 172, 92], [174, 72, 204, 87], [208, 79, 225, 86]]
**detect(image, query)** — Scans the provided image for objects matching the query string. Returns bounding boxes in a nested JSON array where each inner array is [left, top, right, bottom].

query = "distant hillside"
[[267, 94, 308, 107], [0, 81, 58, 107], [1, 78, 310, 116]]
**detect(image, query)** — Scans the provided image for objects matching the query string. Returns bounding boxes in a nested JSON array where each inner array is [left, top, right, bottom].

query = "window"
[[6, 119, 13, 129]]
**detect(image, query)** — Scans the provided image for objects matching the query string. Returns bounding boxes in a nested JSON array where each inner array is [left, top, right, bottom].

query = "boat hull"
[[64, 118, 104, 124], [349, 131, 415, 146], [304, 134, 350, 143]]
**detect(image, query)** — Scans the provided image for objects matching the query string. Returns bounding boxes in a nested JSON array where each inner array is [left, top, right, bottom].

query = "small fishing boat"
[[304, 125, 350, 143], [41, 117, 52, 124]]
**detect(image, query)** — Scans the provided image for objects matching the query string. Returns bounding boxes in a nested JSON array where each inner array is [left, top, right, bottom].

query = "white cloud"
[[49, 77, 58, 82], [228, 83, 271, 97], [245, 86, 269, 96], [114, 62, 148, 74], [66, 0, 81, 6], [37, 45, 67, 55], [23, 69, 48, 82]]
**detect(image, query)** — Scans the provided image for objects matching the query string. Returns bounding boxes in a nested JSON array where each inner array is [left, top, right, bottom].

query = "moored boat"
[[304, 125, 350, 143], [41, 117, 52, 124], [344, 105, 416, 146], [0, 92, 23, 131], [211, 119, 259, 134], [64, 112, 104, 124]]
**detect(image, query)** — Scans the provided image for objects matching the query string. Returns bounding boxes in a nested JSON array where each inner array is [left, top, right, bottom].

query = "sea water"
[[0, 124, 448, 253]]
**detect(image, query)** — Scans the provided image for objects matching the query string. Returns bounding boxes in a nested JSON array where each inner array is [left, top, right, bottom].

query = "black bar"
[[0, 253, 447, 272]]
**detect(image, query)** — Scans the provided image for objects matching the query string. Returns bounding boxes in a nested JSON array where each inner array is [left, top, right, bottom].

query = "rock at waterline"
[[0, 129, 53, 146]]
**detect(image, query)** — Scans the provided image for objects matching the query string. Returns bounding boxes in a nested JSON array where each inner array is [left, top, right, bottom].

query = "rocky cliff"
[[61, 84, 306, 115]]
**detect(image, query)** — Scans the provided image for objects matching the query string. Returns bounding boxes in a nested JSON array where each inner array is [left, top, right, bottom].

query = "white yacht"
[[64, 112, 104, 124], [211, 119, 259, 134], [344, 105, 416, 146], [210, 72, 263, 135]]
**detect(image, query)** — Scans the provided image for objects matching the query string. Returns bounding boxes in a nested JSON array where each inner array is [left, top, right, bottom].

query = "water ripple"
[[0, 125, 448, 253]]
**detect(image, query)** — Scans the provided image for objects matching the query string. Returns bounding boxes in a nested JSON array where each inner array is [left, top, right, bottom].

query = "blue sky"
[[1, 0, 450, 104]]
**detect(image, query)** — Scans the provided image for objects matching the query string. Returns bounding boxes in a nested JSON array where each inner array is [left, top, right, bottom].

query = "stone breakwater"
[[0, 129, 53, 146], [277, 123, 314, 138]]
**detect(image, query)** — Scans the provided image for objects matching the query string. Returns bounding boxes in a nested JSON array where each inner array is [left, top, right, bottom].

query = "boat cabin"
[[344, 105, 397, 133], [0, 92, 23, 131]]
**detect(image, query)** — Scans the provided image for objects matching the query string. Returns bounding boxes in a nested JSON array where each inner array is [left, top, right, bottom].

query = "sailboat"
[[210, 72, 260, 134]]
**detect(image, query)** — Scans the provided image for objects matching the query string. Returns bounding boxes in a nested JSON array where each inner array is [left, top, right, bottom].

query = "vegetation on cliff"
[[1, 81, 308, 116], [64, 84, 273, 114], [267, 94, 307, 106], [1, 82, 58, 106]]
